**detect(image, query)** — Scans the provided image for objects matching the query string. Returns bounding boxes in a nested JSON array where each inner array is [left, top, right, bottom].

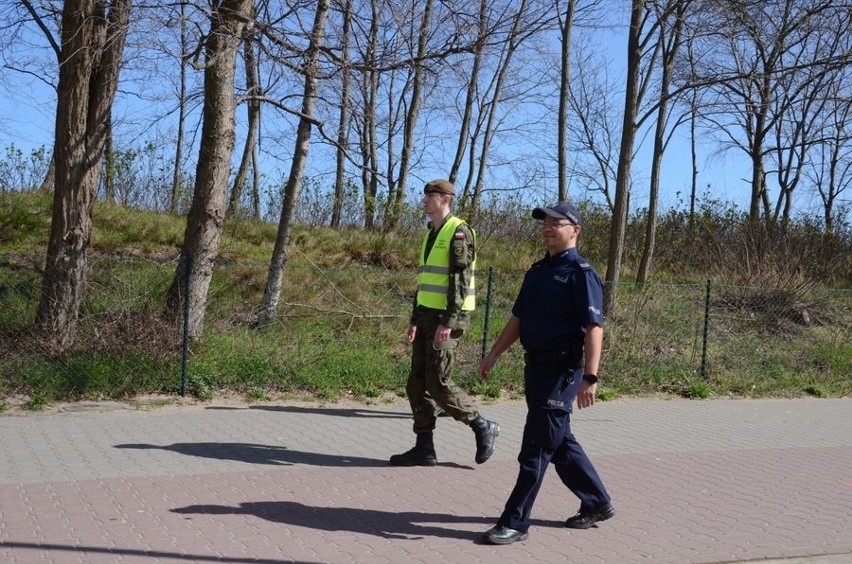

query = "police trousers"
[[407, 311, 477, 433], [498, 368, 611, 533]]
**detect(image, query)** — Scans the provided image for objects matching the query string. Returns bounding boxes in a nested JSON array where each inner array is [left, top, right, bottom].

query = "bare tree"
[[636, 0, 689, 287], [461, 0, 547, 217], [169, 0, 190, 215], [356, 0, 381, 229], [603, 0, 645, 316], [7, 2, 62, 194], [555, 0, 576, 202], [35, 0, 132, 350], [566, 40, 619, 210], [448, 0, 488, 185], [331, 0, 353, 228], [806, 68, 852, 234], [164, 0, 254, 339], [449, 1, 552, 216], [767, 9, 851, 229], [228, 15, 262, 218], [257, 0, 330, 325], [384, 0, 433, 230], [692, 0, 841, 223]]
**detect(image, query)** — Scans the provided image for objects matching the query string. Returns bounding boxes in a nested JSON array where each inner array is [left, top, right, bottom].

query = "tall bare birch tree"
[[384, 0, 432, 230], [331, 0, 353, 228], [35, 0, 131, 351], [448, 0, 488, 186], [257, 0, 330, 325], [636, 0, 688, 287], [461, 0, 536, 217], [228, 20, 262, 218], [164, 0, 253, 339]]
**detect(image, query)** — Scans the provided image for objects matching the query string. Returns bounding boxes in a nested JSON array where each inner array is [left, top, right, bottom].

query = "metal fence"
[[1, 253, 850, 405]]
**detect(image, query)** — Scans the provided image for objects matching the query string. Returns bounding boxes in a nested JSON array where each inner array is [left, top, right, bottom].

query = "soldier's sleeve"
[[444, 224, 475, 327]]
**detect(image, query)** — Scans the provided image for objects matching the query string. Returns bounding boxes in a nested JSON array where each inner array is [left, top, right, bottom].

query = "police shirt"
[[512, 248, 605, 353], [512, 248, 604, 412]]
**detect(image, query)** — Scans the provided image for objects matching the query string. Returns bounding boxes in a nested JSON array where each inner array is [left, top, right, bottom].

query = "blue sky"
[[0, 6, 821, 221]]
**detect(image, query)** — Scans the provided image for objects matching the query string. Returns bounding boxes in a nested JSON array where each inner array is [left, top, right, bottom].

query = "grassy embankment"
[[1, 190, 850, 410]]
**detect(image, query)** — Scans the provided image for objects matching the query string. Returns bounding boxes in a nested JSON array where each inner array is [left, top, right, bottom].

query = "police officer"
[[389, 179, 499, 467], [478, 201, 614, 545]]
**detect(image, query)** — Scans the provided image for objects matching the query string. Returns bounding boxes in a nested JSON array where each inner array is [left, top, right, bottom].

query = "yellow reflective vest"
[[416, 216, 476, 311]]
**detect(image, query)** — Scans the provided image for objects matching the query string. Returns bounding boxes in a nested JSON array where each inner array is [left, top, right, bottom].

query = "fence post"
[[700, 278, 712, 380], [180, 252, 192, 397], [481, 266, 494, 360]]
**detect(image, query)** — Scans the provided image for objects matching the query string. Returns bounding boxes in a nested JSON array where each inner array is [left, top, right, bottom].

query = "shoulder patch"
[[454, 231, 465, 240]]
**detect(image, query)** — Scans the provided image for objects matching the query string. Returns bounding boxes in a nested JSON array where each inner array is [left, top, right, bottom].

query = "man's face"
[[422, 191, 447, 214], [538, 217, 579, 251]]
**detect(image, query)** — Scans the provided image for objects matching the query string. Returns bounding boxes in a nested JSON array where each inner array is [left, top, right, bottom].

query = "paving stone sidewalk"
[[1, 397, 851, 563]]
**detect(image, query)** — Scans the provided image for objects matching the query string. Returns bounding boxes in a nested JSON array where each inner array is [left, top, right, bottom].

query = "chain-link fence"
[[2, 252, 850, 406]]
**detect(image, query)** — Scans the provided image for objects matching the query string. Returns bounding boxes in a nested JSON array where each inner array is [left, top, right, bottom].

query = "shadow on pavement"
[[0, 541, 309, 563], [246, 405, 410, 419], [113, 442, 473, 470], [114, 442, 389, 467], [172, 501, 499, 542]]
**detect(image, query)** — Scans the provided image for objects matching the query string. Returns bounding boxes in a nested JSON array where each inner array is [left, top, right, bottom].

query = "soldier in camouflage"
[[389, 179, 500, 467]]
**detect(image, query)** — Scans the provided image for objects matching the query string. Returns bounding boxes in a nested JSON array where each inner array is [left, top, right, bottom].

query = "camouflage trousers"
[[407, 311, 478, 433]]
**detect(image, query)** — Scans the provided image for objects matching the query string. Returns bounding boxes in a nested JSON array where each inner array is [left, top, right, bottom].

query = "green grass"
[[1, 191, 850, 407]]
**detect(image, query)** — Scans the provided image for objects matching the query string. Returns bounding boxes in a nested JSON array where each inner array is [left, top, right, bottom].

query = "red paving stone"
[[1, 398, 851, 563]]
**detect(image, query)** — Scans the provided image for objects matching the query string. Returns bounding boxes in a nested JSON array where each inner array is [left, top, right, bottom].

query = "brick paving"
[[1, 398, 851, 563]]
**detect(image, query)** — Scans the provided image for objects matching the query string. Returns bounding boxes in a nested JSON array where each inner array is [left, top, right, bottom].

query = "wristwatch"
[[582, 373, 598, 384]]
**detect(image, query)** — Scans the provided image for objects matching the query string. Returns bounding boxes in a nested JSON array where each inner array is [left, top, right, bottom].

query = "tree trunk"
[[164, 0, 253, 339], [103, 113, 116, 204], [556, 0, 576, 202], [36, 0, 132, 351], [637, 0, 685, 288], [385, 0, 433, 230], [603, 0, 643, 317], [449, 0, 487, 185], [468, 0, 527, 217], [228, 32, 261, 218], [250, 141, 261, 219], [331, 0, 353, 228], [38, 152, 55, 193], [170, 0, 188, 215], [257, 0, 330, 325], [359, 0, 380, 230]]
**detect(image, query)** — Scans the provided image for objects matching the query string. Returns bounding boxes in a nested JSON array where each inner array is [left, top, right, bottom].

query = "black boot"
[[389, 432, 437, 466], [471, 414, 500, 464]]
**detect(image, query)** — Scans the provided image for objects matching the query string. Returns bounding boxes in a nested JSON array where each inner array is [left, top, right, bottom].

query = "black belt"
[[523, 348, 580, 366]]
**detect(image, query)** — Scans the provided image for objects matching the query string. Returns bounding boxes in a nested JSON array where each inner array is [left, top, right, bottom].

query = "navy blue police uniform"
[[496, 247, 612, 533]]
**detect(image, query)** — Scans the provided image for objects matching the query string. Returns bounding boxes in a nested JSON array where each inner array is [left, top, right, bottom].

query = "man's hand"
[[576, 380, 597, 409], [407, 324, 417, 343], [433, 324, 452, 345], [478, 353, 496, 381]]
